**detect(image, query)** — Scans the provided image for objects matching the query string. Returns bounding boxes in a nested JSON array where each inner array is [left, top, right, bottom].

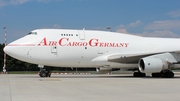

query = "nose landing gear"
[[38, 65, 51, 77], [39, 68, 51, 77]]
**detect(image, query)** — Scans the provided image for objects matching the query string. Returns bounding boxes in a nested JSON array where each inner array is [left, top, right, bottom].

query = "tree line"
[[0, 44, 95, 71]]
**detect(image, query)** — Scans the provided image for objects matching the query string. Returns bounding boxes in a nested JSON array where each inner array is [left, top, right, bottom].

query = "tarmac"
[[1, 74, 180, 101]]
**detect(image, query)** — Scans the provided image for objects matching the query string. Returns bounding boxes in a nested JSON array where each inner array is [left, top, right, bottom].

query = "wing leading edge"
[[92, 52, 180, 64]]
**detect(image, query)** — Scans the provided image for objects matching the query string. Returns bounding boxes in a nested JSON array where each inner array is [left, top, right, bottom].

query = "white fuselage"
[[4, 29, 180, 69]]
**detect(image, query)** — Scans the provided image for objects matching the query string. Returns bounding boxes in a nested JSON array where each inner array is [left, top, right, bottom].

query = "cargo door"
[[78, 29, 85, 40]]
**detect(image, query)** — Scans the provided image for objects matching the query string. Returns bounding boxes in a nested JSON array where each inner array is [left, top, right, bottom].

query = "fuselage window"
[[61, 34, 74, 36], [28, 32, 37, 35]]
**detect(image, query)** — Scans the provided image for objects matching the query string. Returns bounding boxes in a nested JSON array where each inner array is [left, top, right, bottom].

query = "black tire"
[[152, 70, 174, 78], [152, 73, 162, 78], [48, 73, 51, 77], [133, 72, 139, 77], [164, 71, 174, 78], [133, 72, 146, 77], [40, 72, 47, 77]]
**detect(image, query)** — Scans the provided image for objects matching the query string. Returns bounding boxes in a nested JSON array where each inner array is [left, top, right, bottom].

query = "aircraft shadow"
[[10, 74, 180, 79]]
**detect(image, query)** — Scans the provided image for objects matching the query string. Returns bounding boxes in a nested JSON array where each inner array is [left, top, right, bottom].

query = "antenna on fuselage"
[[2, 27, 7, 74], [106, 27, 111, 32]]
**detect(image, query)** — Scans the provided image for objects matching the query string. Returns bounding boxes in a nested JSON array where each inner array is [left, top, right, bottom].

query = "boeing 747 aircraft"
[[4, 29, 180, 78]]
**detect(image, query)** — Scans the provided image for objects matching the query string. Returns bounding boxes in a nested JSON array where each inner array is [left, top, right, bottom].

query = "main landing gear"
[[39, 68, 51, 77], [151, 70, 174, 78], [133, 70, 174, 78], [133, 72, 146, 77]]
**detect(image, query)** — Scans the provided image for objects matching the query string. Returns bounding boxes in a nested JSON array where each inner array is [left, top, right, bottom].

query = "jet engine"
[[138, 57, 168, 73]]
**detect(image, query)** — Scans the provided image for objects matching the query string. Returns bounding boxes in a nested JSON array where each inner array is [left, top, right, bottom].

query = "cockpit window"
[[28, 32, 37, 35]]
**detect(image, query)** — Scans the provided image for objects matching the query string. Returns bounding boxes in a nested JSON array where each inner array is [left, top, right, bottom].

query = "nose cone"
[[3, 45, 23, 60], [4, 46, 10, 55]]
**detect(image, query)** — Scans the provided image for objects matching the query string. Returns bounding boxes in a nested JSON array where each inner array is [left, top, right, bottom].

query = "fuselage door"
[[51, 45, 57, 53], [78, 29, 85, 40]]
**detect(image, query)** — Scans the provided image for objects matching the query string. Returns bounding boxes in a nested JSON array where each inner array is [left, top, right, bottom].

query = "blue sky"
[[1, 0, 180, 43]]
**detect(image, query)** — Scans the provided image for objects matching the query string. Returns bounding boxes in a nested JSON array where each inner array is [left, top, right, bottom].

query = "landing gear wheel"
[[47, 71, 51, 77], [163, 70, 174, 78], [133, 72, 146, 77], [152, 70, 174, 78], [48, 73, 51, 77], [39, 71, 47, 77], [39, 68, 51, 78], [152, 73, 162, 78]]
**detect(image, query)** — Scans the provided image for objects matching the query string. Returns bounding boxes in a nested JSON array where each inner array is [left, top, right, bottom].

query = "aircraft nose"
[[3, 45, 25, 60], [4, 46, 10, 55]]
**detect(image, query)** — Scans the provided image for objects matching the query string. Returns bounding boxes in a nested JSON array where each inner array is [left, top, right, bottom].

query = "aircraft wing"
[[92, 52, 180, 64], [108, 54, 153, 63]]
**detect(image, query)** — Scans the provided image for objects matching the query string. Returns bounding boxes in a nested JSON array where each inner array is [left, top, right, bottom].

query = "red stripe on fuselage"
[[7, 44, 36, 46]]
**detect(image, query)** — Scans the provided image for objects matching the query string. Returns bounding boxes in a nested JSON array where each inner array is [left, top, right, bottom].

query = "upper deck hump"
[[31, 28, 143, 38]]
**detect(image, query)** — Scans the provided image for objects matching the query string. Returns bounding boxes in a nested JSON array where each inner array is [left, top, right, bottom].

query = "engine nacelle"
[[96, 68, 112, 74], [138, 57, 168, 73]]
